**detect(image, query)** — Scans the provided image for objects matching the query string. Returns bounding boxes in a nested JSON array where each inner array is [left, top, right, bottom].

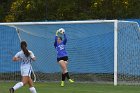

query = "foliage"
[[0, 0, 140, 22]]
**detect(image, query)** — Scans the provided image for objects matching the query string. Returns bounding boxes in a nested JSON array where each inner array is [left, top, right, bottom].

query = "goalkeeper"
[[54, 29, 74, 87]]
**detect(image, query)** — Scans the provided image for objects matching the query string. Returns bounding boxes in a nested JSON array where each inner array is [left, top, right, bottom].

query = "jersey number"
[[58, 45, 64, 50]]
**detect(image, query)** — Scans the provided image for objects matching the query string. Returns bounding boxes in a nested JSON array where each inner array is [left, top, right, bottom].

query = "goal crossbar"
[[0, 20, 138, 26]]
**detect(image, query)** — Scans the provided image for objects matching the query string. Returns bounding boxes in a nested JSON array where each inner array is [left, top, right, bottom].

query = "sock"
[[62, 73, 66, 81], [29, 87, 37, 93], [13, 82, 24, 90], [65, 72, 70, 79]]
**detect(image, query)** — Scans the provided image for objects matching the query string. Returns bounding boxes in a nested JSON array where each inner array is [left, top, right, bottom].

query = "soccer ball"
[[58, 28, 65, 34]]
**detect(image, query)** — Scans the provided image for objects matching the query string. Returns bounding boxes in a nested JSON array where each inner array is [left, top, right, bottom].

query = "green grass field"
[[0, 82, 140, 93]]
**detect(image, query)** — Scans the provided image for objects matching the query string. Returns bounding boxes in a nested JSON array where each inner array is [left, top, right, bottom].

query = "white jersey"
[[15, 50, 35, 76]]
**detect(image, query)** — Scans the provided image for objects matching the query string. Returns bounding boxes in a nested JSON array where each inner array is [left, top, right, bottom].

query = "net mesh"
[[0, 22, 114, 83], [0, 21, 139, 85], [0, 25, 20, 81], [118, 22, 140, 85]]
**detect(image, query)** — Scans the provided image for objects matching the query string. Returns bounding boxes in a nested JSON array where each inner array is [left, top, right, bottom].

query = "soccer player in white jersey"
[[9, 41, 37, 93]]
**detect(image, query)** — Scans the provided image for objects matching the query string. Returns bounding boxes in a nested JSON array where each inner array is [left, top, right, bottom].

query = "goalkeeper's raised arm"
[[63, 34, 67, 45], [54, 30, 59, 48]]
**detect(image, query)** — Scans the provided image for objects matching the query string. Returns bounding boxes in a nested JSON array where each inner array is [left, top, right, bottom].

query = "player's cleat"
[[61, 81, 65, 87], [9, 88, 14, 93], [69, 79, 74, 83]]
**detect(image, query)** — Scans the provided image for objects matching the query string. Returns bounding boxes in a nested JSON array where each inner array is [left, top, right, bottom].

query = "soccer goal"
[[0, 20, 139, 86]]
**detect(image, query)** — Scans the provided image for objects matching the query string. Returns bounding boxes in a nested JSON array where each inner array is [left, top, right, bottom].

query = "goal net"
[[117, 21, 140, 85], [0, 20, 139, 85]]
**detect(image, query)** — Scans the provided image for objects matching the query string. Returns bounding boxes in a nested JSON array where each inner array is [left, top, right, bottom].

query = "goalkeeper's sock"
[[65, 72, 74, 83], [62, 73, 66, 81], [61, 81, 65, 87], [65, 72, 70, 79], [29, 87, 37, 93], [13, 82, 24, 90]]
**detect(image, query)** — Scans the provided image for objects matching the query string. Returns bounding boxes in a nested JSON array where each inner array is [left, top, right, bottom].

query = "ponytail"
[[21, 41, 30, 57]]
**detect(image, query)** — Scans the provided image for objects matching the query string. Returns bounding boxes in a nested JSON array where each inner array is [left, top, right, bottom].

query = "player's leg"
[[9, 76, 28, 93], [59, 60, 68, 74], [59, 60, 67, 86], [64, 61, 74, 83], [28, 77, 37, 93]]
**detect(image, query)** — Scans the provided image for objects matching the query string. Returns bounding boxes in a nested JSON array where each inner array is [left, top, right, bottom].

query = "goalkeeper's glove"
[[56, 30, 59, 36]]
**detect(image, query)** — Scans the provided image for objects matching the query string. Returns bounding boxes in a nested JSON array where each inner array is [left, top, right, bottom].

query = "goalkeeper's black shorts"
[[57, 56, 68, 62]]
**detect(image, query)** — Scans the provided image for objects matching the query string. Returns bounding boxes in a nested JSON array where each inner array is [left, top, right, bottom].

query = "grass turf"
[[0, 82, 140, 93]]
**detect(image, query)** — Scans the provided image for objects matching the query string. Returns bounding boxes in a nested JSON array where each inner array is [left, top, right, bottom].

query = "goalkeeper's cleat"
[[61, 81, 65, 87], [69, 79, 74, 83]]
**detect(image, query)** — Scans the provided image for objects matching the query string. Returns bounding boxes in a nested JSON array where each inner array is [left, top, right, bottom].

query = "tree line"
[[0, 0, 140, 22]]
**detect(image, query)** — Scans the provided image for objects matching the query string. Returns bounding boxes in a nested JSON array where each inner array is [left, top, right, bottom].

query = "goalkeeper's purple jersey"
[[54, 34, 68, 58]]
